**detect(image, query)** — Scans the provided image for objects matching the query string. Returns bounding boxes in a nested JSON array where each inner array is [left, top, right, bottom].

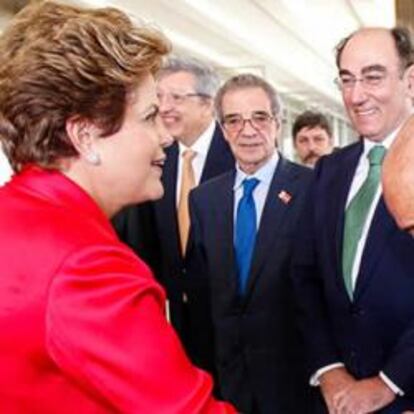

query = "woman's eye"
[[145, 113, 156, 122], [145, 108, 159, 123]]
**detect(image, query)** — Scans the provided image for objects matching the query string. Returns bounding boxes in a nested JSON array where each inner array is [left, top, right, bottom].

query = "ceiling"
[[0, 0, 396, 119]]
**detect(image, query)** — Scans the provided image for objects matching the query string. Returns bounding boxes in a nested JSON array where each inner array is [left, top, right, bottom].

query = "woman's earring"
[[85, 151, 101, 166]]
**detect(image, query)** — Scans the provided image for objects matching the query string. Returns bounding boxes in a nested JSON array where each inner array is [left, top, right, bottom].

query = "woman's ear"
[[66, 117, 101, 165]]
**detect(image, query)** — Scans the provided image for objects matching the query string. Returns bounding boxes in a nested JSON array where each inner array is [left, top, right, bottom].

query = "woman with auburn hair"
[[0, 1, 235, 413]]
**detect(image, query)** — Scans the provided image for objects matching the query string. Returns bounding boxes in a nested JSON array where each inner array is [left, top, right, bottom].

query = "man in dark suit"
[[187, 74, 312, 413], [292, 27, 414, 413], [113, 56, 234, 364]]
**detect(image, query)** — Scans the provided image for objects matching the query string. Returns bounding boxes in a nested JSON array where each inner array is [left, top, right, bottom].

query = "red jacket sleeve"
[[46, 243, 236, 414]]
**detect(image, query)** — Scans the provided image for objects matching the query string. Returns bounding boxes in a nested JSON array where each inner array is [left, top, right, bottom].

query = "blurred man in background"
[[113, 56, 234, 375], [292, 110, 334, 167]]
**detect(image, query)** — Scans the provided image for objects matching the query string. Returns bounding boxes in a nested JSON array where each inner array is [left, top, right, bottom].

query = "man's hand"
[[333, 376, 395, 414], [319, 367, 356, 413]]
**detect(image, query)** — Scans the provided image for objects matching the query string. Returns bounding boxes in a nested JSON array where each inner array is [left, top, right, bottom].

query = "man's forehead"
[[157, 70, 195, 88], [222, 87, 271, 109], [297, 125, 330, 137], [339, 29, 399, 69]]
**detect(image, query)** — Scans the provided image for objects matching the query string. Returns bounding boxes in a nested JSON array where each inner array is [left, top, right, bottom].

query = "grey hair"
[[215, 73, 282, 121], [159, 55, 221, 97]]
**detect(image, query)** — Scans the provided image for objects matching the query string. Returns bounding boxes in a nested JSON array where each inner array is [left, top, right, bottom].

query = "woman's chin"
[[118, 181, 165, 209], [144, 182, 164, 202]]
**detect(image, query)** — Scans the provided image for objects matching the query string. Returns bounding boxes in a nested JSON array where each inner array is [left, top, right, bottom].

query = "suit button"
[[182, 292, 188, 303]]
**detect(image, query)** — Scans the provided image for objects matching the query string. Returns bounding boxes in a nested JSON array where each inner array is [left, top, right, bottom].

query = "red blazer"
[[0, 166, 235, 414]]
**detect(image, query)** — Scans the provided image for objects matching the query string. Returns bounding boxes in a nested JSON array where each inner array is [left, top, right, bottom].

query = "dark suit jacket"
[[187, 156, 313, 414], [292, 142, 414, 413], [113, 124, 234, 349]]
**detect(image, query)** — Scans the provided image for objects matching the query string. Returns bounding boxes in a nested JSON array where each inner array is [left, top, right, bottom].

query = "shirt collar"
[[178, 120, 216, 157], [362, 123, 403, 156], [233, 151, 279, 191]]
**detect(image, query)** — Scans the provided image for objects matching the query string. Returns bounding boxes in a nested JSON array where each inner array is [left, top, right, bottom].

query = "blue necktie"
[[235, 178, 259, 295]]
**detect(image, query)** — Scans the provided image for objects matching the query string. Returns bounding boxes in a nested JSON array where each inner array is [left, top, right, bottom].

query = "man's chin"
[[162, 123, 181, 139], [304, 155, 318, 167]]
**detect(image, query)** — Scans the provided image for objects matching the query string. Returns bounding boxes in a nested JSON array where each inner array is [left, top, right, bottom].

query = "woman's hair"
[[0, 1, 170, 171]]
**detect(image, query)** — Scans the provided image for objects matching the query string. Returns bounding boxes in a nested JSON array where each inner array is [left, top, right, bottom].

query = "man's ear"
[[201, 97, 215, 115], [220, 124, 231, 144], [274, 117, 281, 148], [66, 117, 101, 165]]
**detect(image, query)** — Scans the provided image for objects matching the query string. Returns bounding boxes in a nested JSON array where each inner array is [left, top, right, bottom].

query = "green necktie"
[[342, 145, 386, 300]]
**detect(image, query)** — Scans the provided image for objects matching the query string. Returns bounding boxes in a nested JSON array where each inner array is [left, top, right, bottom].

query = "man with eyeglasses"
[[292, 27, 414, 413], [112, 56, 234, 377], [186, 73, 312, 413]]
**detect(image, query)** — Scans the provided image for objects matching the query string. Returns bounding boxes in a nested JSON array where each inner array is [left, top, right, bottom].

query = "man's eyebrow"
[[339, 69, 353, 76], [339, 65, 387, 77], [361, 64, 387, 74]]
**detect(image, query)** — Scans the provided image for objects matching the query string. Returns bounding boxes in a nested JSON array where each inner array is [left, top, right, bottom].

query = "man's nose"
[[240, 118, 257, 135], [158, 93, 174, 112], [348, 80, 368, 105], [157, 117, 174, 147], [308, 139, 317, 151]]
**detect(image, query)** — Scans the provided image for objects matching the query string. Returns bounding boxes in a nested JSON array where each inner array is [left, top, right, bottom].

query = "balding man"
[[292, 27, 414, 413]]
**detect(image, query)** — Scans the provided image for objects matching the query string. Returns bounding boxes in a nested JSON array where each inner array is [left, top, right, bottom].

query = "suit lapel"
[[334, 143, 363, 296], [200, 124, 234, 183], [353, 198, 396, 300], [155, 143, 181, 258], [214, 171, 239, 297], [243, 157, 294, 300]]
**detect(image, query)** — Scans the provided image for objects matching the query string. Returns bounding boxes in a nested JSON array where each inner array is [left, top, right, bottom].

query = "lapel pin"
[[278, 190, 292, 204]]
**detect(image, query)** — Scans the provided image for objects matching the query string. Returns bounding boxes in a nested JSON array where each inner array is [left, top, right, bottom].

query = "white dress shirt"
[[233, 151, 279, 229], [176, 120, 216, 205], [311, 129, 403, 396], [0, 144, 12, 186]]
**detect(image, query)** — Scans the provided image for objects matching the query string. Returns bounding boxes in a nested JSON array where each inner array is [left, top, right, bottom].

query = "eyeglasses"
[[334, 71, 389, 91], [157, 91, 211, 105], [221, 111, 275, 133]]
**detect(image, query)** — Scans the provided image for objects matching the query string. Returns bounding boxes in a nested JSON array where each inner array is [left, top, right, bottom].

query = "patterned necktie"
[[235, 178, 260, 296], [177, 149, 196, 255], [342, 145, 386, 299]]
